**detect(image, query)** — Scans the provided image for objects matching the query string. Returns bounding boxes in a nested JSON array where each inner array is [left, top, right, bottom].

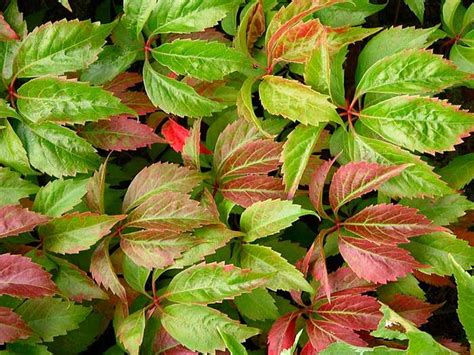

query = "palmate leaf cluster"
[[0, 0, 473, 354]]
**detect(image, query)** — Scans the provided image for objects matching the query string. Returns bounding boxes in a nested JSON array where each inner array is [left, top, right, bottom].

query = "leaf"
[[16, 297, 91, 342], [234, 288, 279, 321], [329, 162, 409, 213], [16, 77, 133, 124], [282, 124, 325, 199], [0, 100, 19, 119], [123, 162, 202, 212], [438, 153, 474, 189], [166, 262, 269, 304], [90, 237, 127, 304], [125, 191, 212, 232], [32, 178, 88, 217], [0, 253, 57, 298], [14, 19, 114, 78], [152, 39, 247, 81], [240, 199, 315, 242], [315, 0, 385, 27], [161, 119, 209, 154], [309, 157, 336, 219], [259, 75, 341, 126], [39, 213, 125, 254], [220, 175, 286, 208], [161, 304, 259, 353], [240, 244, 312, 292], [0, 14, 19, 41], [338, 235, 423, 284], [143, 61, 224, 118], [359, 96, 474, 154], [16, 122, 100, 178], [386, 294, 440, 327], [442, 0, 465, 36], [218, 328, 248, 355], [355, 50, 466, 97], [147, 0, 242, 34], [320, 342, 405, 354], [0, 306, 31, 345], [0, 205, 49, 238], [85, 160, 107, 214], [182, 118, 203, 170], [122, 255, 150, 293], [123, 0, 156, 37], [0, 118, 33, 175], [117, 309, 146, 355], [403, 232, 474, 276], [79, 117, 162, 151], [268, 312, 299, 355], [404, 0, 425, 22], [236, 76, 269, 136], [234, 0, 265, 60], [0, 167, 38, 207], [342, 203, 446, 245], [322, 266, 376, 298], [306, 318, 366, 352]]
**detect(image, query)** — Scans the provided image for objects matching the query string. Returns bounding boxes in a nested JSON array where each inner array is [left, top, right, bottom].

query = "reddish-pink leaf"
[[220, 176, 286, 208], [161, 119, 211, 154], [0, 14, 19, 41], [104, 72, 142, 94], [0, 205, 49, 239], [438, 338, 470, 354], [79, 117, 164, 151], [0, 254, 57, 298], [309, 157, 336, 219], [301, 341, 317, 355], [386, 294, 441, 326], [329, 162, 409, 213], [317, 295, 382, 330], [319, 267, 376, 299], [268, 312, 300, 355], [338, 235, 423, 284], [0, 306, 31, 345], [343, 204, 447, 245], [306, 318, 366, 352], [153, 327, 198, 355]]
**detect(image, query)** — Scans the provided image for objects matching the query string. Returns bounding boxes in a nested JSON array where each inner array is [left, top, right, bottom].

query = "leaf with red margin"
[[0, 205, 49, 238], [103, 72, 142, 94], [0, 307, 31, 345], [161, 119, 211, 154], [220, 176, 286, 208], [329, 162, 409, 213], [338, 235, 424, 284], [268, 312, 300, 355], [343, 204, 447, 245], [79, 117, 164, 151], [309, 157, 337, 219], [0, 254, 57, 298], [153, 327, 198, 355], [317, 295, 382, 330], [319, 267, 376, 299], [386, 294, 442, 326], [0, 14, 19, 41], [306, 318, 366, 352]]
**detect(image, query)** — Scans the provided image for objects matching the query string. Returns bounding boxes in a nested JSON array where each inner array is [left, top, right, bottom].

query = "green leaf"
[[39, 213, 125, 254], [16, 77, 134, 124], [58, 0, 72, 11], [217, 328, 248, 355], [438, 153, 474, 189], [14, 19, 115, 78], [143, 61, 224, 118], [166, 262, 269, 304], [0, 167, 38, 207], [359, 95, 474, 153], [117, 309, 146, 355], [450, 44, 474, 74], [16, 297, 91, 342], [0, 99, 19, 119], [355, 49, 466, 97], [320, 342, 405, 354], [316, 0, 385, 27], [282, 124, 325, 199], [161, 304, 259, 353], [234, 288, 279, 321], [0, 118, 34, 175], [442, 0, 465, 36], [152, 39, 248, 81], [404, 0, 425, 23], [240, 244, 312, 292], [402, 232, 474, 276], [123, 0, 157, 37], [450, 255, 474, 347], [240, 199, 316, 242], [378, 274, 426, 301], [147, 0, 242, 34], [122, 255, 150, 293], [33, 178, 89, 217], [259, 75, 341, 126], [16, 122, 100, 177]]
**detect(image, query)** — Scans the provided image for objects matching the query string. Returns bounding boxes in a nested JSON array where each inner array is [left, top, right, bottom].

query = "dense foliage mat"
[[0, 0, 473, 353]]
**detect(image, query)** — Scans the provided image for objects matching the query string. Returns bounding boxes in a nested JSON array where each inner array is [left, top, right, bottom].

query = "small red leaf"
[[161, 119, 211, 154], [0, 254, 57, 298], [0, 306, 31, 345], [268, 312, 300, 355], [387, 294, 441, 326], [0, 14, 19, 41], [0, 205, 49, 239], [104, 72, 142, 94], [309, 157, 337, 219]]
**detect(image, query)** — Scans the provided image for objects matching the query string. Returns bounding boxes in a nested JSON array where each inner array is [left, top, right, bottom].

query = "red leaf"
[[309, 157, 336, 219], [329, 162, 408, 213], [413, 270, 454, 287], [317, 295, 382, 330], [343, 204, 447, 245], [438, 338, 470, 354], [0, 306, 31, 345], [0, 205, 49, 239], [306, 318, 366, 352], [79, 117, 164, 151], [386, 294, 441, 326], [114, 91, 155, 116], [300, 341, 317, 355], [220, 176, 286, 208], [268, 312, 300, 355], [153, 327, 197, 355], [320, 267, 376, 299], [0, 254, 57, 298], [161, 119, 211, 154], [338, 235, 423, 284], [104, 72, 142, 94], [0, 14, 19, 41]]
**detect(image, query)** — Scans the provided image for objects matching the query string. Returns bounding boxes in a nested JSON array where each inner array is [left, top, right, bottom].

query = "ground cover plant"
[[0, 0, 473, 353]]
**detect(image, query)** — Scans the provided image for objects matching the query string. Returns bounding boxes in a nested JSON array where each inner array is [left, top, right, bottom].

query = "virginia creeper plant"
[[0, 0, 473, 354]]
